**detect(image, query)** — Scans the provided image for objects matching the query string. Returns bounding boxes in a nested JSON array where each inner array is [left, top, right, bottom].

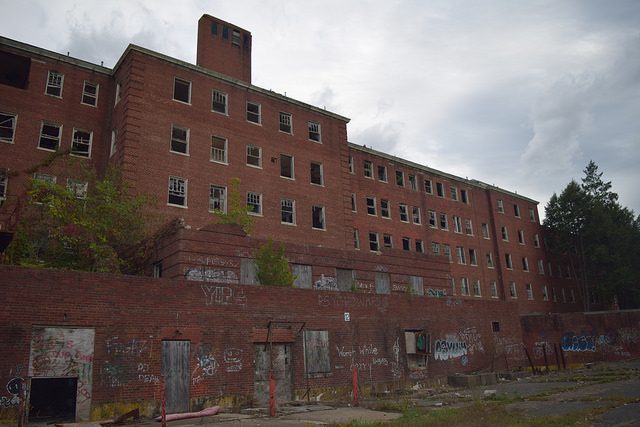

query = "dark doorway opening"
[[29, 377, 77, 422]]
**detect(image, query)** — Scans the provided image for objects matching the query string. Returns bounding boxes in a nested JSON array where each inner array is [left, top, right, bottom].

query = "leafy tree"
[[255, 239, 295, 287], [544, 161, 640, 309], [213, 177, 253, 234], [6, 167, 157, 273]]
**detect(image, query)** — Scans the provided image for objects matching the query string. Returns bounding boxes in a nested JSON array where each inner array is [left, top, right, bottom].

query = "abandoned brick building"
[[2, 14, 637, 424]]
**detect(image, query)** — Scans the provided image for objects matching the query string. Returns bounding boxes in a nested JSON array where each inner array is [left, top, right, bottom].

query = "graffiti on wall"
[[561, 332, 596, 352], [433, 337, 468, 361], [318, 294, 389, 313], [185, 268, 239, 284], [334, 338, 402, 379], [182, 254, 238, 268], [192, 344, 244, 385], [314, 275, 338, 291], [426, 288, 447, 298], [100, 336, 157, 388], [201, 285, 247, 307], [0, 377, 23, 408]]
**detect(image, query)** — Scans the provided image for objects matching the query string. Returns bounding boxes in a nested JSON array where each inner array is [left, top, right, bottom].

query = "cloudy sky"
[[2, 0, 639, 218]]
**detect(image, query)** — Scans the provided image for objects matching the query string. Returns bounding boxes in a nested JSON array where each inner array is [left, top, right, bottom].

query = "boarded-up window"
[[375, 272, 390, 294], [303, 330, 330, 374], [336, 268, 354, 291], [292, 264, 312, 288], [409, 276, 424, 295], [240, 258, 258, 285]]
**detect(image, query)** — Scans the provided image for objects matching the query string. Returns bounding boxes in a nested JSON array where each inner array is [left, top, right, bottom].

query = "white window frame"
[[308, 121, 321, 142], [46, 70, 64, 97], [514, 204, 521, 218], [505, 253, 513, 269], [431, 242, 440, 255], [526, 283, 534, 300], [428, 210, 436, 228], [522, 256, 529, 272], [542, 286, 549, 301], [363, 160, 373, 178], [456, 246, 466, 265], [351, 193, 357, 212], [465, 219, 473, 236], [211, 90, 228, 114], [110, 129, 117, 157], [81, 81, 99, 106], [246, 145, 262, 168], [353, 229, 360, 249], [509, 281, 517, 298], [490, 281, 498, 299], [439, 212, 448, 230], [312, 205, 326, 230], [486, 252, 494, 269], [279, 112, 292, 134], [310, 162, 323, 186], [70, 128, 93, 158], [399, 204, 409, 222], [369, 232, 379, 252], [38, 121, 62, 151], [211, 135, 228, 164], [501, 226, 509, 241], [114, 82, 121, 106], [168, 176, 187, 207], [0, 112, 17, 144], [443, 244, 452, 262], [247, 101, 261, 124], [280, 154, 294, 179], [460, 278, 470, 296], [408, 175, 417, 191], [209, 185, 227, 213], [0, 168, 8, 207], [348, 155, 354, 174], [415, 239, 424, 253], [424, 179, 433, 194], [173, 77, 191, 104], [537, 259, 545, 275], [380, 199, 390, 218], [247, 192, 262, 216], [383, 233, 393, 248], [497, 199, 504, 213], [518, 229, 525, 245], [377, 165, 387, 182], [395, 170, 404, 187], [412, 206, 421, 224], [67, 179, 88, 199], [436, 182, 444, 197], [170, 124, 189, 155], [281, 198, 296, 225], [366, 196, 377, 216], [453, 216, 462, 233], [450, 185, 458, 201], [473, 280, 482, 297], [469, 248, 478, 266], [481, 223, 490, 239], [402, 237, 411, 251]]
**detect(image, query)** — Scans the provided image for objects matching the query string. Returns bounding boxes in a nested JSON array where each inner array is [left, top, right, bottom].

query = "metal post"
[[161, 379, 167, 427], [269, 373, 276, 417], [553, 343, 561, 371], [352, 366, 359, 406]]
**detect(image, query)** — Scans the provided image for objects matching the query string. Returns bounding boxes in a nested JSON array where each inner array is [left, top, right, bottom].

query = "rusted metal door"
[[254, 344, 292, 406], [161, 341, 190, 413]]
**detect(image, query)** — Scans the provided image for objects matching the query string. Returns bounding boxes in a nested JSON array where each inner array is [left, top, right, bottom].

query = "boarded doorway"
[[28, 377, 77, 422], [161, 341, 190, 413], [254, 344, 292, 406]]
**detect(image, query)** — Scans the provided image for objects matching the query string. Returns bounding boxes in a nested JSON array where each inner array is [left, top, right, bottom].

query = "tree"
[[255, 239, 295, 287], [544, 161, 640, 309], [213, 177, 253, 234], [6, 167, 158, 273]]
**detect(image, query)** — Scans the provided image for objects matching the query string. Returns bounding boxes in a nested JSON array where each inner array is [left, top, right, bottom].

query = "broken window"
[[310, 162, 323, 185], [81, 81, 98, 106], [377, 165, 387, 182], [71, 128, 92, 158], [312, 205, 325, 229], [212, 90, 228, 114], [412, 206, 421, 224], [303, 330, 330, 374], [247, 101, 261, 124], [380, 199, 390, 218], [281, 199, 295, 224], [279, 112, 292, 134], [170, 125, 189, 154], [366, 196, 376, 215], [439, 212, 448, 230], [383, 233, 393, 248], [0, 112, 17, 143], [395, 170, 404, 186], [450, 185, 458, 201], [402, 237, 411, 251], [424, 179, 433, 194], [45, 71, 63, 97], [173, 77, 191, 103], [415, 239, 424, 253], [399, 204, 408, 222], [211, 135, 227, 163], [0, 51, 30, 89], [308, 121, 321, 142], [232, 30, 241, 45], [246, 145, 262, 168], [168, 176, 187, 207], [0, 168, 7, 207], [67, 179, 88, 199], [369, 232, 379, 251], [209, 185, 226, 213], [280, 154, 294, 179], [490, 282, 498, 299], [363, 160, 373, 178], [408, 174, 417, 190], [436, 182, 444, 197], [38, 121, 61, 151], [247, 192, 262, 215]]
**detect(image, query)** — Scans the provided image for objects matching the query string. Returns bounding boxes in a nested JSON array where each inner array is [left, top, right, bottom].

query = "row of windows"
[[450, 277, 575, 303], [0, 114, 93, 157], [357, 230, 425, 253], [170, 77, 323, 142], [496, 198, 537, 222], [41, 70, 100, 106]]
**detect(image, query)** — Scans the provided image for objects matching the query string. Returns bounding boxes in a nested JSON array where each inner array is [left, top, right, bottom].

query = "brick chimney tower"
[[196, 15, 252, 84]]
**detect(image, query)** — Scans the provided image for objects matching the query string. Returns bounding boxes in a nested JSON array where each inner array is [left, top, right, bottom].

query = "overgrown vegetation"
[[255, 239, 295, 286], [213, 177, 254, 234]]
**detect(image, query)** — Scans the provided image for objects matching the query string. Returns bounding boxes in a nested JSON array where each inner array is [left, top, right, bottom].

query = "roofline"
[[0, 36, 112, 75], [348, 142, 539, 204], [114, 44, 351, 124]]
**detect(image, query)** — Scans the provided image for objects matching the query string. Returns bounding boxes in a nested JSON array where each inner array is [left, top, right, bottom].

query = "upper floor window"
[[310, 162, 323, 185], [110, 130, 117, 157], [71, 128, 92, 158], [460, 189, 469, 204], [0, 168, 7, 207], [210, 135, 228, 164], [431, 242, 440, 255], [529, 208, 536, 222], [509, 281, 517, 298], [522, 256, 530, 272], [473, 280, 482, 297], [114, 82, 121, 106], [353, 229, 360, 249], [366, 196, 376, 216], [280, 154, 294, 179], [173, 77, 191, 104], [416, 239, 424, 253], [312, 205, 326, 230], [232, 30, 241, 45], [168, 176, 187, 207], [469, 248, 478, 265], [537, 259, 545, 275], [212, 90, 228, 114], [383, 234, 393, 248], [247, 102, 261, 124], [501, 226, 509, 241], [481, 223, 490, 239], [439, 213, 448, 230], [456, 246, 466, 264], [412, 206, 421, 224], [450, 186, 458, 201], [363, 160, 373, 178], [424, 179, 433, 194], [39, 121, 61, 151], [497, 199, 504, 213], [486, 252, 494, 268], [247, 192, 262, 215], [46, 71, 63, 97], [0, 112, 17, 143], [399, 204, 409, 222], [281, 199, 296, 224], [402, 237, 411, 251], [428, 210, 436, 228], [377, 165, 387, 182], [246, 145, 262, 168], [533, 233, 540, 248], [395, 170, 404, 187], [453, 216, 462, 233], [308, 122, 321, 142], [408, 175, 417, 191], [348, 155, 354, 174], [518, 229, 525, 244], [67, 179, 88, 199], [490, 281, 498, 298], [514, 204, 521, 217], [380, 199, 390, 218], [505, 253, 513, 269], [170, 124, 189, 155], [464, 219, 473, 235], [81, 81, 98, 106], [209, 185, 226, 213], [369, 232, 379, 251], [351, 193, 357, 212], [436, 182, 444, 197], [279, 112, 292, 134], [526, 283, 534, 300]]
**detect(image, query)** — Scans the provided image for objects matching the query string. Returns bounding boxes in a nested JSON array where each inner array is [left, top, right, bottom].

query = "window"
[[211, 135, 228, 164], [153, 262, 162, 278], [71, 128, 92, 158], [509, 281, 517, 298], [522, 257, 529, 272], [492, 321, 500, 332], [408, 175, 417, 191], [526, 283, 533, 300], [310, 162, 323, 185], [348, 155, 354, 174], [247, 101, 261, 124], [114, 82, 121, 106], [399, 204, 409, 222], [232, 29, 241, 45], [366, 196, 376, 215], [39, 122, 61, 151], [353, 229, 360, 249], [212, 90, 228, 114], [110, 130, 117, 157], [501, 226, 509, 241], [497, 199, 504, 213], [490, 281, 498, 298], [170, 125, 189, 154], [380, 199, 390, 218], [548, 262, 553, 277], [46, 71, 63, 97], [570, 289, 575, 303], [424, 179, 433, 194], [450, 277, 456, 295], [436, 182, 444, 197], [247, 192, 262, 215], [279, 112, 292, 133], [0, 112, 16, 143], [439, 213, 448, 230], [461, 189, 469, 204], [173, 77, 191, 103], [0, 169, 7, 206], [280, 154, 294, 179], [505, 253, 513, 269], [412, 206, 421, 224], [428, 210, 436, 228], [552, 288, 558, 302], [537, 259, 544, 275], [308, 122, 321, 142], [542, 286, 549, 301], [34, 173, 56, 184], [303, 330, 330, 374], [415, 239, 424, 253], [67, 179, 88, 199], [464, 219, 473, 235], [473, 280, 481, 297], [350, 193, 357, 212], [395, 170, 404, 186], [453, 216, 462, 233], [209, 185, 226, 212], [513, 204, 521, 218], [312, 205, 325, 229], [431, 242, 440, 255], [369, 232, 379, 251], [281, 199, 296, 224], [533, 233, 540, 248], [222, 26, 229, 39], [486, 252, 494, 268], [402, 237, 411, 251], [377, 165, 387, 182], [443, 244, 452, 262], [469, 249, 477, 266], [246, 145, 262, 168], [517, 229, 525, 244], [168, 176, 187, 207], [450, 186, 458, 201], [481, 223, 490, 239], [460, 278, 470, 296], [0, 51, 30, 89], [456, 246, 466, 264], [81, 81, 98, 106], [383, 234, 393, 248], [363, 160, 373, 178]]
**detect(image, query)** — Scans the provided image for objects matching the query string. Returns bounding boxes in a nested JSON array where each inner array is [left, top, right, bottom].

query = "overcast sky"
[[2, 0, 639, 218]]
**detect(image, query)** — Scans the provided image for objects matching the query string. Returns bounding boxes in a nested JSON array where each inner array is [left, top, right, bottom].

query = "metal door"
[[254, 344, 292, 406], [161, 341, 190, 413]]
